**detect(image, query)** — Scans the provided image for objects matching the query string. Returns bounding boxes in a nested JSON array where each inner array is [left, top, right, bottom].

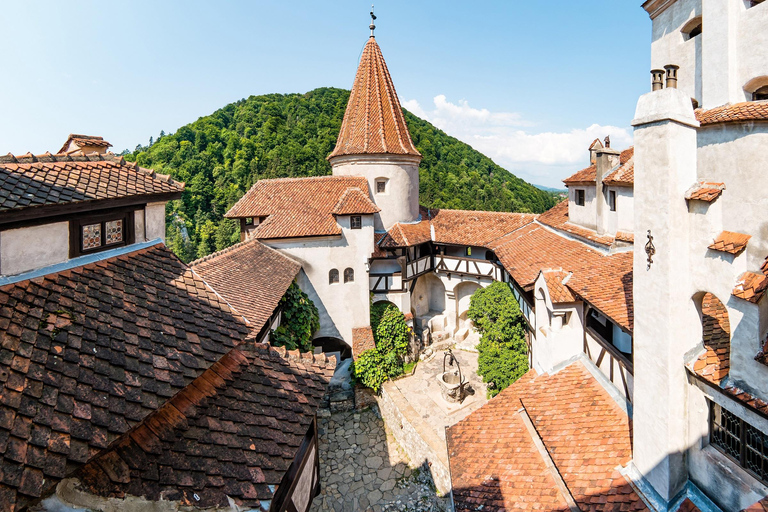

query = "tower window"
[[575, 189, 585, 206], [754, 86, 768, 101], [351, 216, 362, 229], [375, 178, 388, 194], [609, 190, 617, 212], [682, 17, 702, 40], [343, 268, 354, 283], [329, 269, 339, 284], [710, 401, 768, 484]]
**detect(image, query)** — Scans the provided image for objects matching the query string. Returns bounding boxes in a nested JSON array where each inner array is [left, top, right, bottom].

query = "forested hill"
[[126, 87, 557, 262]]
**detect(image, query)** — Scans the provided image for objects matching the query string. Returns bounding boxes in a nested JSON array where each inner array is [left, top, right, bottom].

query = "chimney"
[[595, 143, 621, 235], [664, 65, 679, 89], [651, 69, 665, 91], [588, 138, 603, 165]]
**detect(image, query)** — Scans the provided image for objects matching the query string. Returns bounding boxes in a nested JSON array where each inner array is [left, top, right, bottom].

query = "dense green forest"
[[126, 87, 557, 262]]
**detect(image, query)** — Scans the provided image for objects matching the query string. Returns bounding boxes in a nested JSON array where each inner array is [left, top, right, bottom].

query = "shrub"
[[353, 349, 388, 393], [468, 281, 529, 397], [270, 281, 320, 352], [354, 303, 411, 392]]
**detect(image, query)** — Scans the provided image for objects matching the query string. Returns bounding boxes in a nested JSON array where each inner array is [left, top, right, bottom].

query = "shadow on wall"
[[298, 270, 343, 341]]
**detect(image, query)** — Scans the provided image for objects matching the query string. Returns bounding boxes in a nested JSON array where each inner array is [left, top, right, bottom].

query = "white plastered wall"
[[145, 202, 167, 242], [265, 215, 374, 346], [330, 154, 421, 231], [0, 222, 69, 276], [531, 274, 584, 374], [567, 185, 597, 230]]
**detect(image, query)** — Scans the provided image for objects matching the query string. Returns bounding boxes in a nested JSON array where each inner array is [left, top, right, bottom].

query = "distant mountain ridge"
[[127, 87, 557, 262]]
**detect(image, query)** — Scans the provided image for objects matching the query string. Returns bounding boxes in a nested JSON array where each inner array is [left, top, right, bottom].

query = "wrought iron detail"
[[645, 230, 656, 270]]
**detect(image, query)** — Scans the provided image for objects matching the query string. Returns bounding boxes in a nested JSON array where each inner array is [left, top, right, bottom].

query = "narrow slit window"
[[343, 268, 354, 283], [609, 190, 617, 212], [575, 189, 585, 206]]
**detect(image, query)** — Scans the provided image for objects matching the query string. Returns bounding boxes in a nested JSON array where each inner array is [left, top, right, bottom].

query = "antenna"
[[370, 5, 377, 37]]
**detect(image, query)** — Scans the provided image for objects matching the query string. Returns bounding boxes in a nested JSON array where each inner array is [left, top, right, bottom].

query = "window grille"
[[70, 210, 134, 257], [711, 401, 768, 484], [343, 268, 354, 283], [329, 269, 339, 284]]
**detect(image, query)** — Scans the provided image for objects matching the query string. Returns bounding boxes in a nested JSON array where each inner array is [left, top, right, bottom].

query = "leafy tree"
[[468, 281, 529, 397], [354, 303, 411, 391], [123, 88, 557, 262], [270, 281, 320, 352]]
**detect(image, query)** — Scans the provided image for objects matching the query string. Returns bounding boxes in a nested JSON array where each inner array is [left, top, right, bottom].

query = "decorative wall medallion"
[[645, 230, 656, 270]]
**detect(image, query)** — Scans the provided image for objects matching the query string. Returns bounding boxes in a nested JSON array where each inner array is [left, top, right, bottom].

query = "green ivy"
[[467, 281, 529, 397], [353, 349, 388, 393], [270, 281, 320, 352], [354, 303, 411, 392]]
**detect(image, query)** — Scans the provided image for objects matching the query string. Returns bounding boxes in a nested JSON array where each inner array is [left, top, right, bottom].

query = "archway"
[[411, 273, 446, 317], [455, 281, 482, 330], [693, 292, 731, 383], [312, 336, 352, 360]]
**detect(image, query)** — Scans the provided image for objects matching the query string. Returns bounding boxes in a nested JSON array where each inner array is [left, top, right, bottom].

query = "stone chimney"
[[588, 138, 603, 165], [595, 139, 620, 235], [57, 134, 112, 155]]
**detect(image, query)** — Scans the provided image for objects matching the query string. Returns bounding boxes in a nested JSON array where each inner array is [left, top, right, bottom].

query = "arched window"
[[743, 77, 768, 101], [682, 16, 702, 40], [343, 268, 354, 283], [329, 269, 339, 284], [755, 86, 768, 101]]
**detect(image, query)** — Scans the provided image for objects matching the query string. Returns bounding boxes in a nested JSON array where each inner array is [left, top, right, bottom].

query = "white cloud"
[[403, 96, 633, 188]]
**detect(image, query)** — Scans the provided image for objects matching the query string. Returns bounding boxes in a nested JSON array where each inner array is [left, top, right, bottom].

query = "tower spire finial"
[[369, 5, 376, 37]]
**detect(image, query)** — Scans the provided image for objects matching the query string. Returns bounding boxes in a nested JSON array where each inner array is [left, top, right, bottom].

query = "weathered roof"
[[562, 163, 597, 185], [541, 269, 576, 303], [691, 293, 731, 385], [602, 147, 635, 186], [0, 244, 250, 510], [190, 239, 301, 329], [76, 344, 335, 511], [225, 176, 372, 239], [685, 181, 725, 202], [708, 231, 751, 255], [331, 187, 380, 215], [57, 134, 112, 155], [732, 271, 768, 304], [447, 362, 646, 512], [0, 153, 183, 221], [328, 37, 420, 159], [537, 200, 616, 248], [429, 209, 535, 247], [696, 101, 768, 126]]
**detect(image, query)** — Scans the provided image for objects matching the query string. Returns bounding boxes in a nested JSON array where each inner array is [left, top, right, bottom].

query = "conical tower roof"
[[329, 37, 421, 160]]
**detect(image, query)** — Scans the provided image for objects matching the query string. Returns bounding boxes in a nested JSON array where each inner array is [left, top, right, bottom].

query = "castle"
[[0, 0, 766, 510]]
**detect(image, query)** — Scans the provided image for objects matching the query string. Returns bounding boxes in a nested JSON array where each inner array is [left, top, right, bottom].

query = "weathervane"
[[370, 5, 377, 37]]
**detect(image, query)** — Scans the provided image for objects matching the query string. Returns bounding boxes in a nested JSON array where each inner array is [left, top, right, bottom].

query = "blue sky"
[[0, 1, 651, 188]]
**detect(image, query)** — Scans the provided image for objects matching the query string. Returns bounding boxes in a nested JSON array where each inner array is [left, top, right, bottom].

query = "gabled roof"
[[328, 37, 421, 159], [696, 101, 768, 126], [0, 153, 183, 224], [541, 269, 576, 304], [225, 176, 372, 239], [57, 134, 112, 155], [0, 244, 250, 510], [537, 200, 615, 248], [429, 208, 535, 247], [76, 343, 335, 510], [447, 362, 646, 512], [562, 163, 596, 185], [331, 187, 380, 215], [602, 147, 635, 186], [685, 181, 725, 202], [190, 239, 301, 329]]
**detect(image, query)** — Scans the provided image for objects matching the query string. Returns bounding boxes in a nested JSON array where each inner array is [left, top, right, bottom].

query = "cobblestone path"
[[310, 407, 450, 512]]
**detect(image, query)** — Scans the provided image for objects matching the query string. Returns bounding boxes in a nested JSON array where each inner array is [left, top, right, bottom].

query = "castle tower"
[[328, 25, 422, 231]]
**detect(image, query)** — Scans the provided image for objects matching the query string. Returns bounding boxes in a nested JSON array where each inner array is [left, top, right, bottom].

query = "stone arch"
[[455, 281, 482, 330], [691, 291, 731, 383], [411, 273, 446, 317]]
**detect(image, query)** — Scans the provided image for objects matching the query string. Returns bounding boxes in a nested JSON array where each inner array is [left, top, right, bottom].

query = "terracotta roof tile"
[[0, 244, 250, 510], [602, 147, 635, 186], [331, 187, 380, 215], [352, 326, 375, 359], [691, 293, 731, 384], [225, 176, 371, 239], [733, 271, 768, 304], [57, 134, 112, 154], [379, 207, 432, 248], [709, 231, 751, 255], [563, 164, 596, 185], [542, 270, 576, 303], [677, 498, 702, 512], [696, 101, 768, 125], [429, 208, 535, 247], [77, 343, 335, 510], [616, 231, 634, 243], [685, 181, 725, 202], [371, 232, 390, 258], [0, 153, 183, 217], [328, 38, 420, 159], [537, 200, 615, 247], [743, 496, 768, 511], [447, 362, 647, 512], [190, 240, 301, 329]]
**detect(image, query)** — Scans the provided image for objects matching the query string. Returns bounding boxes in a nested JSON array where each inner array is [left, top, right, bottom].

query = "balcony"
[[404, 255, 434, 281], [370, 272, 406, 293]]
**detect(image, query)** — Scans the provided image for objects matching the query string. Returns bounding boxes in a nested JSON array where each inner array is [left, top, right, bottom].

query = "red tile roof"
[[0, 244, 250, 510], [744, 497, 768, 511], [57, 134, 112, 154], [328, 37, 420, 159], [696, 101, 768, 126], [379, 207, 432, 248], [733, 271, 768, 304], [602, 147, 635, 186], [755, 336, 768, 367], [447, 362, 647, 512], [563, 163, 597, 185], [190, 239, 301, 329], [541, 270, 576, 303], [677, 498, 702, 512], [0, 153, 183, 219], [331, 187, 380, 215], [371, 232, 390, 258], [685, 181, 725, 202], [429, 208, 535, 247], [567, 251, 634, 332], [225, 176, 372, 239], [709, 231, 751, 255], [616, 231, 634, 243], [691, 293, 731, 384], [76, 343, 335, 510], [537, 200, 616, 247]]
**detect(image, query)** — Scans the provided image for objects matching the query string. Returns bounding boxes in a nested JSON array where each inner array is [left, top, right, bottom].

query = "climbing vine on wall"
[[354, 303, 411, 392], [270, 281, 320, 352]]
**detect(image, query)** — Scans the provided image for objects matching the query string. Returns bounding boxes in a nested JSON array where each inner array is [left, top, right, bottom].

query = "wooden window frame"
[[609, 190, 617, 212], [350, 216, 362, 230], [575, 189, 585, 206], [69, 208, 136, 258], [710, 401, 768, 485]]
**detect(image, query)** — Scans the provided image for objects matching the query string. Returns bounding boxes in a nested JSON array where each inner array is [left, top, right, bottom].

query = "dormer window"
[[70, 210, 135, 257], [682, 17, 702, 40], [575, 189, 585, 206], [350, 216, 362, 229], [754, 86, 768, 101]]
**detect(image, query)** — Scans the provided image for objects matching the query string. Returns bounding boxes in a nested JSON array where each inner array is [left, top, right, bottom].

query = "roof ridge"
[[252, 342, 338, 370]]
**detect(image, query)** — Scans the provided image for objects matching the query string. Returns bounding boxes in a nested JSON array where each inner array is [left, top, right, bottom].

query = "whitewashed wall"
[[0, 222, 69, 276], [568, 185, 597, 230]]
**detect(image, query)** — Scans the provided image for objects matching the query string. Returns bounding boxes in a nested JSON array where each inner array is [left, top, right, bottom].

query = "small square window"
[[376, 180, 387, 194], [609, 190, 617, 212], [82, 223, 102, 250], [105, 219, 124, 245], [575, 189, 585, 206], [351, 216, 362, 229]]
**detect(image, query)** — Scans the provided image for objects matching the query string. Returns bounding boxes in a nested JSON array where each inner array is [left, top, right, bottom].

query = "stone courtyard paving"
[[311, 407, 451, 512]]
